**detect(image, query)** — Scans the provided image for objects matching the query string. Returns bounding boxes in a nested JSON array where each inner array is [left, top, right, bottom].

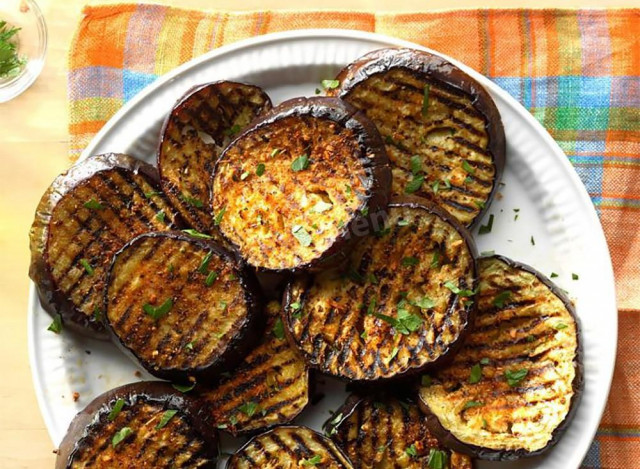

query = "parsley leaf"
[[205, 271, 218, 287], [401, 256, 419, 267], [292, 225, 312, 247], [111, 427, 133, 447], [155, 409, 178, 429], [444, 281, 477, 297], [463, 400, 484, 410], [291, 154, 310, 171], [182, 229, 213, 239], [107, 399, 125, 421], [198, 251, 213, 274], [505, 368, 528, 387], [272, 318, 285, 340], [172, 382, 196, 393], [469, 363, 482, 384], [312, 200, 333, 213], [84, 198, 104, 210], [143, 298, 173, 320], [214, 206, 226, 226], [47, 314, 62, 334], [410, 155, 422, 175], [301, 454, 323, 466], [79, 259, 94, 276], [427, 449, 448, 469], [405, 174, 425, 194], [493, 291, 511, 308], [238, 401, 260, 417], [256, 163, 266, 176], [478, 214, 494, 234], [321, 79, 340, 89]]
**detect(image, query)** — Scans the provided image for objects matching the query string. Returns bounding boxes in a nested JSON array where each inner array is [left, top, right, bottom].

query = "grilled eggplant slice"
[[329, 48, 505, 228], [283, 197, 477, 382], [227, 426, 354, 468], [197, 300, 309, 436], [29, 153, 183, 339], [104, 231, 261, 382], [56, 381, 218, 469], [212, 96, 391, 272], [158, 81, 272, 233], [418, 255, 583, 460], [325, 394, 473, 468]]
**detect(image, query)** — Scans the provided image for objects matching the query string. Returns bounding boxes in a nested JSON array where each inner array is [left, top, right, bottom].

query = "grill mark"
[[269, 432, 298, 460], [451, 116, 485, 138], [440, 197, 476, 214], [291, 432, 314, 459]]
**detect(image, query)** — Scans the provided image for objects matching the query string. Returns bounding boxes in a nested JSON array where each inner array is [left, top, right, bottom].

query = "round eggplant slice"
[[56, 381, 218, 469], [158, 81, 272, 234], [196, 300, 309, 436], [211, 96, 391, 272], [104, 231, 261, 382], [328, 48, 506, 228], [226, 426, 354, 469], [417, 255, 583, 460], [29, 153, 184, 339], [325, 394, 473, 469], [283, 197, 477, 383]]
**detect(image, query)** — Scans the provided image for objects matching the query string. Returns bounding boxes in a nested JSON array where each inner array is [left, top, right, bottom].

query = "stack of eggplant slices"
[[30, 48, 582, 469]]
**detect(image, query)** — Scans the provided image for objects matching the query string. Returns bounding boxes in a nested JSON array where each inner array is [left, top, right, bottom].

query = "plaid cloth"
[[68, 5, 640, 467]]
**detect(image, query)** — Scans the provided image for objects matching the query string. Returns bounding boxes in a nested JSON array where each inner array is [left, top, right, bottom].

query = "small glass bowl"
[[0, 0, 47, 103]]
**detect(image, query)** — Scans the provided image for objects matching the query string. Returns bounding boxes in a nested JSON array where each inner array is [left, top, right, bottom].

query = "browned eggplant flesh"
[[325, 394, 473, 469], [283, 198, 477, 382], [55, 382, 218, 469], [197, 300, 309, 436], [104, 231, 261, 382], [212, 96, 391, 272], [329, 48, 506, 228], [29, 153, 183, 339], [418, 255, 582, 460], [226, 426, 354, 468], [158, 81, 272, 233]]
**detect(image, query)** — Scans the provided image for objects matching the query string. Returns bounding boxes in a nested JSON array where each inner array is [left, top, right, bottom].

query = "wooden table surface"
[[1, 0, 635, 467]]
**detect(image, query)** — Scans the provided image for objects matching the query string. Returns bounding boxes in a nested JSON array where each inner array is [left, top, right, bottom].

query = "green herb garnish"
[[463, 400, 484, 410], [240, 171, 250, 181], [238, 401, 259, 417], [144, 191, 161, 198], [554, 322, 568, 330], [182, 229, 213, 239], [272, 318, 285, 340], [156, 409, 178, 429], [111, 427, 133, 448], [478, 214, 494, 234], [0, 21, 25, 78], [84, 198, 104, 210], [205, 271, 218, 287], [224, 124, 241, 136], [427, 449, 447, 469], [504, 368, 528, 387], [406, 444, 419, 458], [550, 272, 559, 278], [155, 210, 166, 222], [480, 357, 490, 365], [493, 291, 511, 308], [79, 259, 94, 276], [312, 200, 333, 213], [256, 163, 265, 176], [410, 155, 422, 175], [405, 174, 424, 194], [270, 148, 281, 157], [321, 79, 340, 90], [47, 314, 62, 334], [108, 398, 125, 421], [444, 281, 477, 297], [182, 195, 203, 208], [214, 206, 226, 226], [374, 309, 422, 335], [301, 454, 323, 466], [531, 235, 536, 246], [413, 296, 435, 309], [172, 382, 196, 393], [143, 298, 173, 320], [198, 251, 213, 274], [469, 363, 483, 384], [398, 219, 410, 226], [291, 154, 310, 171], [572, 273, 579, 280], [462, 160, 475, 174], [401, 256, 419, 267]]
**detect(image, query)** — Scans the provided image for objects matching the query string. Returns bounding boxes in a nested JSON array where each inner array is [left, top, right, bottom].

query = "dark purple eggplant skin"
[[103, 230, 265, 384], [211, 96, 392, 274], [330, 47, 506, 229], [56, 381, 219, 469], [282, 196, 479, 384], [418, 254, 584, 461], [29, 153, 183, 340], [157, 81, 273, 235]]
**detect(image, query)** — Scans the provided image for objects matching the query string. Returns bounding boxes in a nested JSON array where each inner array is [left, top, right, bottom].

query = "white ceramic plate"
[[28, 29, 616, 468]]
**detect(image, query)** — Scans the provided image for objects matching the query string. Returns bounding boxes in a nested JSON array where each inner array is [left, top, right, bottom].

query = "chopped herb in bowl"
[[0, 20, 25, 79]]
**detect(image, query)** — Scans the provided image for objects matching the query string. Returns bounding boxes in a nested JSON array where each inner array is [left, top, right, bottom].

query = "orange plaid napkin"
[[68, 5, 640, 467]]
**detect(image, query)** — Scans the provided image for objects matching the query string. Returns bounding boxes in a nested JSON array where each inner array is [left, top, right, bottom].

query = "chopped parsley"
[[79, 259, 94, 276], [155, 210, 166, 222], [185, 341, 194, 350], [373, 309, 422, 335], [413, 296, 435, 309], [385, 346, 399, 363], [550, 272, 559, 278], [155, 409, 178, 429], [367, 298, 377, 315], [463, 400, 484, 410], [531, 235, 536, 246], [554, 322, 568, 330], [47, 314, 62, 334], [301, 454, 323, 466], [172, 382, 196, 393], [427, 449, 447, 469], [410, 155, 422, 175], [291, 154, 310, 171], [504, 368, 528, 387], [205, 271, 218, 287], [493, 291, 511, 308], [572, 273, 579, 280], [237, 401, 259, 417], [240, 171, 250, 181], [144, 191, 162, 198], [462, 160, 476, 174], [224, 124, 241, 136], [214, 206, 226, 226], [182, 229, 213, 239], [444, 281, 477, 297], [143, 298, 173, 320], [256, 163, 266, 176], [183, 195, 203, 208], [290, 301, 302, 312], [422, 84, 431, 117], [321, 79, 340, 90], [405, 174, 425, 194], [430, 251, 440, 269], [398, 219, 410, 226], [272, 318, 285, 340], [401, 256, 419, 267], [270, 148, 281, 157], [292, 225, 312, 247], [432, 180, 440, 194], [107, 398, 125, 421], [198, 251, 213, 274], [480, 357, 490, 365], [478, 214, 494, 234], [0, 21, 25, 78], [111, 427, 133, 448], [469, 363, 482, 384], [405, 444, 419, 458], [83, 198, 104, 210]]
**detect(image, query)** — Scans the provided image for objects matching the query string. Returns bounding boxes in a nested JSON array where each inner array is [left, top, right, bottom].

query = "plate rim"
[[28, 28, 617, 466]]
